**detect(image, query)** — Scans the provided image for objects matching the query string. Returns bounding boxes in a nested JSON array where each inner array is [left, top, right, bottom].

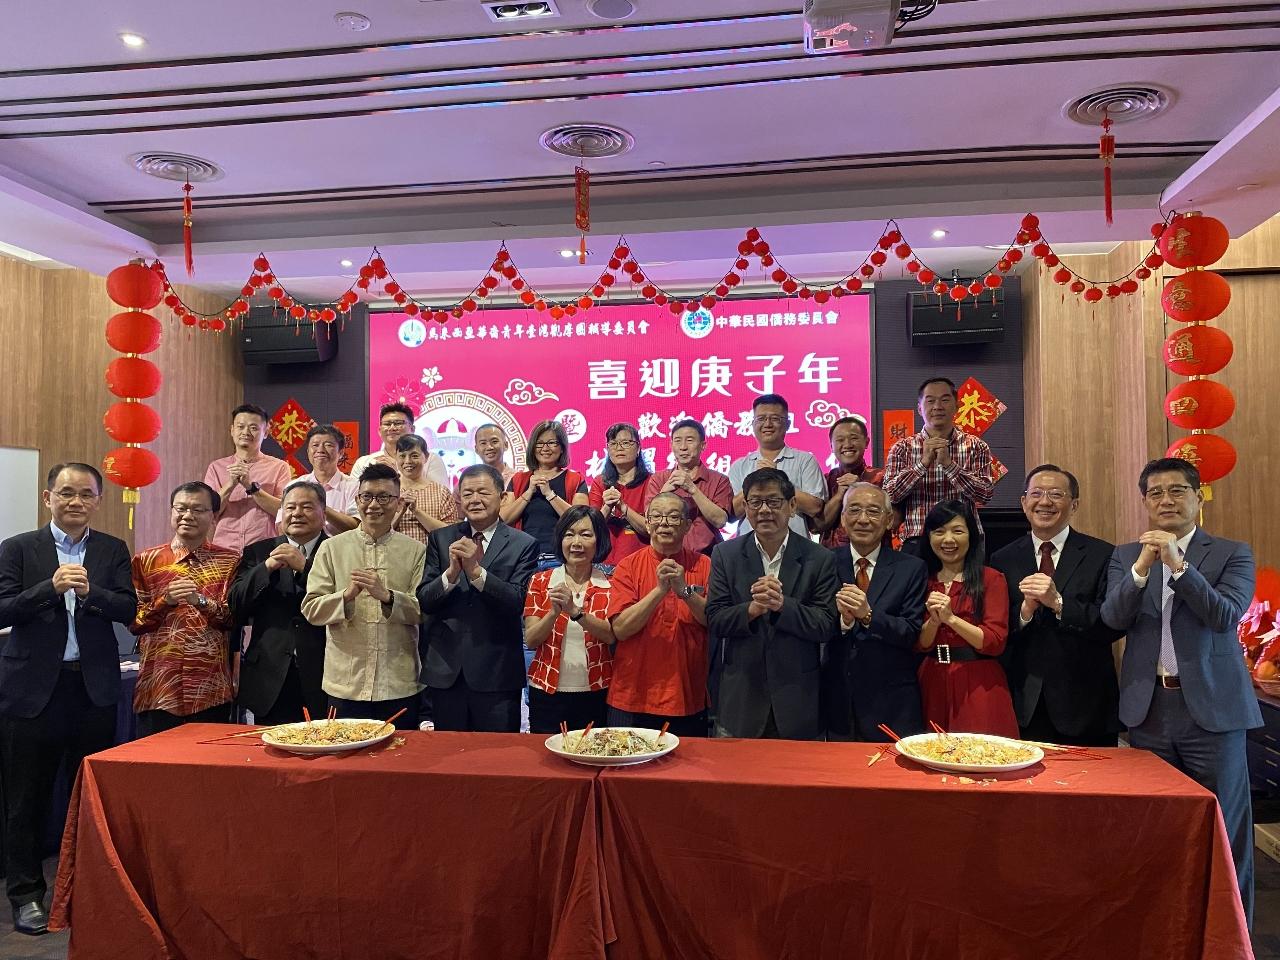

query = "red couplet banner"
[[367, 296, 873, 484]]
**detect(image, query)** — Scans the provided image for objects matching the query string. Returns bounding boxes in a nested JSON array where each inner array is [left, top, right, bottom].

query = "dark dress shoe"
[[12, 901, 48, 935]]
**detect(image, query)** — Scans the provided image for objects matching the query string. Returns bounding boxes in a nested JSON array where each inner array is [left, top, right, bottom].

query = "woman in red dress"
[[916, 500, 1018, 737]]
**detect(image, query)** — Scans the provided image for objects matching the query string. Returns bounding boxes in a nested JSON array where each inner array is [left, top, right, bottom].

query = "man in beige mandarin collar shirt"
[[302, 463, 425, 729]]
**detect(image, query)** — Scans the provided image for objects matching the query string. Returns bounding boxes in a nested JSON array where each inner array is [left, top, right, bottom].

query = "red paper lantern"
[[845, 277, 863, 292], [1166, 433, 1236, 483], [103, 402, 162, 443], [1084, 288, 1104, 302], [106, 263, 163, 310], [894, 243, 912, 260], [105, 311, 162, 354], [967, 281, 984, 296], [814, 290, 830, 303], [1070, 280, 1086, 294], [102, 446, 162, 490], [253, 256, 270, 273], [210, 317, 226, 332], [1164, 380, 1235, 430], [869, 251, 888, 267], [1052, 268, 1072, 285], [916, 269, 935, 285], [1021, 214, 1040, 231], [106, 357, 162, 398], [1158, 215, 1229, 269], [1162, 326, 1234, 376], [949, 285, 967, 301], [984, 274, 1003, 289], [859, 264, 875, 278], [1007, 249, 1024, 264], [1161, 271, 1231, 323], [320, 308, 337, 323]]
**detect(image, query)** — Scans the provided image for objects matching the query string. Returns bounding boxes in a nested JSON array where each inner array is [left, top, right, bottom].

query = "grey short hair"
[[842, 482, 891, 512]]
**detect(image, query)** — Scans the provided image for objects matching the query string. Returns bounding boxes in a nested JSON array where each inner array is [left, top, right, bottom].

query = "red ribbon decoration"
[[1099, 111, 1115, 226], [182, 180, 195, 277], [574, 165, 590, 265]]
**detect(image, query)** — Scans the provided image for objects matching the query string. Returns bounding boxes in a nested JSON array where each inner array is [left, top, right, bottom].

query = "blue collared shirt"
[[50, 521, 89, 662]]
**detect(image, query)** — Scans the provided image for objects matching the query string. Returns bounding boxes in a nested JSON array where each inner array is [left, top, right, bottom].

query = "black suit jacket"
[[417, 521, 539, 693], [824, 547, 928, 741], [990, 528, 1123, 737], [228, 533, 329, 717], [0, 525, 136, 718], [706, 534, 839, 740]]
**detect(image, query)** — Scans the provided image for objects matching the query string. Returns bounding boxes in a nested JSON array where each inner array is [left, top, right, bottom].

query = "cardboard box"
[[1254, 822, 1280, 863]]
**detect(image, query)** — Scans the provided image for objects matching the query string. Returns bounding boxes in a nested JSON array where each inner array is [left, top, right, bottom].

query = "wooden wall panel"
[[0, 258, 243, 551]]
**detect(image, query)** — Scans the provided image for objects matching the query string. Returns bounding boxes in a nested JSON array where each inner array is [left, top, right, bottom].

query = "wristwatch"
[[570, 610, 585, 622], [681, 584, 697, 599], [245, 481, 262, 495], [195, 593, 209, 610]]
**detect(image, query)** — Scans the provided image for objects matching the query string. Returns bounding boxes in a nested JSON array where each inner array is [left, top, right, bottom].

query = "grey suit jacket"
[[706, 533, 839, 740], [1101, 528, 1259, 733]]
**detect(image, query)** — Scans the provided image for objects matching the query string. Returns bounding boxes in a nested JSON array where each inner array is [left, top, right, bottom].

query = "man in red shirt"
[[606, 493, 711, 737], [644, 419, 732, 557]]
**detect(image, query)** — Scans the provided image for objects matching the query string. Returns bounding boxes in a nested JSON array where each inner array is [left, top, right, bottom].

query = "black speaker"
[[240, 303, 361, 364], [909, 288, 1005, 347]]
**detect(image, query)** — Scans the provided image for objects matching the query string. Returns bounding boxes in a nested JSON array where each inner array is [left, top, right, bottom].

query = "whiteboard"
[[0, 446, 40, 546]]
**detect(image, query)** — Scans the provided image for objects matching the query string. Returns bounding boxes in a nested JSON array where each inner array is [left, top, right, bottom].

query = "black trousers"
[[0, 668, 116, 908], [135, 701, 231, 739], [429, 676, 521, 733], [608, 706, 709, 739], [528, 687, 608, 735], [1021, 694, 1119, 748], [327, 694, 421, 731], [253, 659, 328, 727]]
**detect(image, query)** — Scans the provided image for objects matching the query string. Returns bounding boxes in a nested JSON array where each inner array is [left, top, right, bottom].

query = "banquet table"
[[50, 729, 1251, 960]]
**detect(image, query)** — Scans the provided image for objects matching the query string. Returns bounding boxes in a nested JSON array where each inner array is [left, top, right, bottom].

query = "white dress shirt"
[[1018, 525, 1071, 626], [753, 533, 790, 579]]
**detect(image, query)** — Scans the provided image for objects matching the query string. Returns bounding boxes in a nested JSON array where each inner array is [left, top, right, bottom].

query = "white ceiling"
[[1, 0, 1278, 302]]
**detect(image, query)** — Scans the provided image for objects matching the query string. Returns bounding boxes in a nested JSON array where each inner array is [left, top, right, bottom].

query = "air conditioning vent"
[[539, 124, 635, 159], [1065, 86, 1172, 126], [129, 152, 223, 183]]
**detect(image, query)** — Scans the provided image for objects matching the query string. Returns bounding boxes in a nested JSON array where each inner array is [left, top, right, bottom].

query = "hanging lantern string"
[[150, 211, 1183, 327]]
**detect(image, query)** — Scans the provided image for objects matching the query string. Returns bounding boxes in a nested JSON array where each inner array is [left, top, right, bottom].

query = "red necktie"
[[855, 558, 870, 592], [1038, 541, 1055, 577]]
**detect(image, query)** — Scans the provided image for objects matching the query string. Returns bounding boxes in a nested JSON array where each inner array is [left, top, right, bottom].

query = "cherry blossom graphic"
[[381, 377, 426, 413], [503, 378, 559, 405], [804, 399, 852, 429], [420, 366, 443, 389]]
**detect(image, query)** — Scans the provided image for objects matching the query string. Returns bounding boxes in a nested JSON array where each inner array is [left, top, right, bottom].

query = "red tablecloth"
[[596, 740, 1252, 960], [50, 726, 611, 960], [51, 730, 1252, 960]]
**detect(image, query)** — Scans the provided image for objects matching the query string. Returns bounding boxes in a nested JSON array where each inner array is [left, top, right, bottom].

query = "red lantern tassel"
[[182, 180, 195, 277], [574, 165, 590, 265], [1099, 113, 1115, 226]]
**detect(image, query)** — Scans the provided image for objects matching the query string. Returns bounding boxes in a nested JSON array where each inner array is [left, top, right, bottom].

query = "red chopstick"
[[929, 721, 948, 735], [381, 707, 408, 730], [302, 706, 311, 723], [876, 723, 901, 742]]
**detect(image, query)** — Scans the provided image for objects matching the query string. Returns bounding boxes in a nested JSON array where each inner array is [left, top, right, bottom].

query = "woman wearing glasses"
[[523, 506, 615, 733], [587, 422, 651, 567], [916, 500, 1018, 737], [501, 420, 589, 566]]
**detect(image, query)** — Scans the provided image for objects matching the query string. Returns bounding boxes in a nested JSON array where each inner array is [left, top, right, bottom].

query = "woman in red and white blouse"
[[523, 506, 616, 734]]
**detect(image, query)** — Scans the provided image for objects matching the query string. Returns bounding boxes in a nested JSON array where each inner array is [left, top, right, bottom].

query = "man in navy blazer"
[[1102, 457, 1259, 927], [418, 464, 538, 732], [0, 463, 136, 936], [825, 482, 927, 741], [707, 468, 839, 740], [991, 465, 1123, 747]]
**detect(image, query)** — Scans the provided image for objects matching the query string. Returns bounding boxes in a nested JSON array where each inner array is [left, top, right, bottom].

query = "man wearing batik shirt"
[[882, 377, 994, 553], [204, 403, 293, 553], [811, 415, 885, 549], [131, 482, 240, 737]]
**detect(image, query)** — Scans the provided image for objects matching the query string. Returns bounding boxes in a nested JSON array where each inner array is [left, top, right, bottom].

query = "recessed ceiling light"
[[559, 249, 575, 258], [333, 11, 372, 31], [648, 160, 667, 168], [119, 32, 146, 48], [340, 259, 353, 268], [483, 1, 560, 23], [931, 229, 948, 239]]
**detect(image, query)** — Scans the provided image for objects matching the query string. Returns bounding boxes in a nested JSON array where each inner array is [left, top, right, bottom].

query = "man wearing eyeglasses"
[[302, 464, 425, 729], [0, 463, 136, 936], [1102, 457, 1259, 927], [606, 493, 712, 738], [706, 468, 839, 740], [130, 482, 240, 738], [990, 465, 1123, 747], [824, 482, 928, 742], [727, 395, 826, 537], [350, 402, 449, 488]]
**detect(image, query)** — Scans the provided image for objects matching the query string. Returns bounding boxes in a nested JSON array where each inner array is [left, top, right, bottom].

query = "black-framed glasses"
[[646, 514, 686, 526], [357, 493, 398, 505], [535, 440, 561, 448], [172, 505, 211, 516], [380, 419, 410, 429], [745, 497, 786, 511]]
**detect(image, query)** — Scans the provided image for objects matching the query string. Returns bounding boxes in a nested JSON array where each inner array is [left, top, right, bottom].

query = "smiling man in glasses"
[[0, 463, 136, 936], [727, 394, 826, 537], [302, 463, 425, 730], [990, 464, 1122, 748], [706, 468, 839, 740], [350, 402, 449, 488], [1102, 457, 1259, 928]]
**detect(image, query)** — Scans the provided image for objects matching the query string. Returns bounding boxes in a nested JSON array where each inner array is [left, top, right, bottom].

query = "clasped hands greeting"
[[835, 583, 870, 624], [920, 437, 952, 468], [52, 563, 91, 599], [444, 536, 485, 583], [343, 568, 392, 603], [747, 574, 784, 617]]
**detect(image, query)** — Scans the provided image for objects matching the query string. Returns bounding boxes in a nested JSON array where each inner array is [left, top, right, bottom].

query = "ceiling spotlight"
[[559, 249, 575, 258], [340, 259, 354, 268], [483, 1, 560, 22], [118, 32, 146, 48], [333, 11, 372, 31], [931, 229, 948, 239]]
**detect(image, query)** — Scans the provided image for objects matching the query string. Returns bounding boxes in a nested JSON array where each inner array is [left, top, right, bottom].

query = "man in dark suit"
[[825, 482, 927, 742], [991, 464, 1123, 747], [418, 464, 538, 732], [0, 463, 136, 936], [1102, 457, 1259, 927], [229, 480, 329, 725], [707, 468, 839, 740]]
